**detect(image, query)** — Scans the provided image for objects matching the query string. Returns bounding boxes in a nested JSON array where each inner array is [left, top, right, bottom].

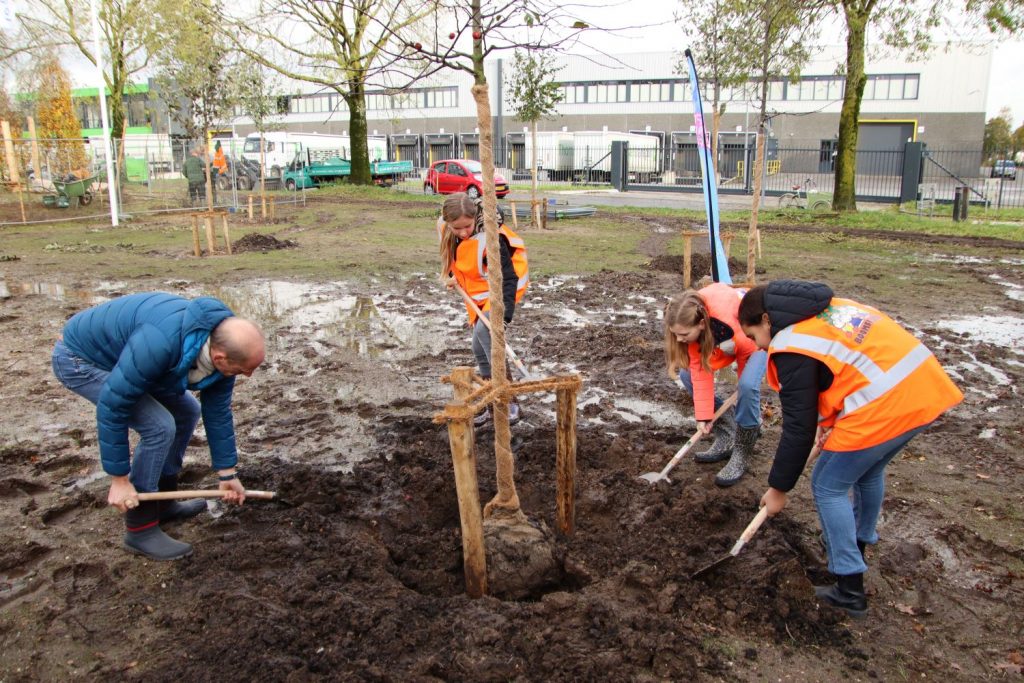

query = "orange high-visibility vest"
[[452, 225, 528, 325], [766, 297, 962, 451], [688, 283, 759, 421]]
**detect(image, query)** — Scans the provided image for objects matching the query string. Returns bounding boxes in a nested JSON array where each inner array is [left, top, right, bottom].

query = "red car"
[[424, 159, 510, 198]]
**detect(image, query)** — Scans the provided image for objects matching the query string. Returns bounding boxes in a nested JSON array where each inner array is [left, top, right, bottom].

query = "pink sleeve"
[[688, 344, 716, 421]]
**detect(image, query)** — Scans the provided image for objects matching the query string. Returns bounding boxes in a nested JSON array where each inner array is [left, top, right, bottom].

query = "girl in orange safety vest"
[[738, 280, 962, 619], [438, 192, 529, 426], [664, 283, 768, 486]]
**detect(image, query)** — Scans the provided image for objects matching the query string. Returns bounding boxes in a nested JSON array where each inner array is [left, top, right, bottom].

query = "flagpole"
[[89, 0, 119, 226]]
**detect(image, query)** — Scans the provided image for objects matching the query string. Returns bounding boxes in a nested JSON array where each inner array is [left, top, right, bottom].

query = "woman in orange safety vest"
[[664, 283, 767, 486], [438, 192, 528, 426], [738, 280, 962, 619]]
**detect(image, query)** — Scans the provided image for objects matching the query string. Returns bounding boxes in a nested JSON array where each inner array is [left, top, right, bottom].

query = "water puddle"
[[935, 314, 1024, 354], [0, 279, 126, 304], [989, 274, 1024, 302]]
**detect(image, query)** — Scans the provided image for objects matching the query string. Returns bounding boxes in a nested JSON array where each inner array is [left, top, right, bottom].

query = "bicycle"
[[778, 178, 832, 211]]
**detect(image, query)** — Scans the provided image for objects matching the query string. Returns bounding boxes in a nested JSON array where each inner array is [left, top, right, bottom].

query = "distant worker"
[[437, 192, 528, 426], [738, 280, 962, 618], [663, 283, 767, 486], [51, 293, 266, 561], [212, 139, 228, 177], [183, 145, 207, 205]]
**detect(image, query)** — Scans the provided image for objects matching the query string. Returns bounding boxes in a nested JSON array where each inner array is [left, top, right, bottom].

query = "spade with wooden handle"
[[452, 281, 535, 381], [124, 490, 276, 509], [638, 392, 738, 485]]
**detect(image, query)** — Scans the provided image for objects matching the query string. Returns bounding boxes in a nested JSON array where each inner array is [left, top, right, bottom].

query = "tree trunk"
[[746, 78, 770, 285], [203, 127, 214, 212], [833, 4, 869, 212], [711, 83, 722, 184], [346, 83, 372, 186], [471, 0, 521, 520]]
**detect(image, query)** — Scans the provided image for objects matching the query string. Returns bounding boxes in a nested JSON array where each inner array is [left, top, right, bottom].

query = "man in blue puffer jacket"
[[51, 292, 265, 561]]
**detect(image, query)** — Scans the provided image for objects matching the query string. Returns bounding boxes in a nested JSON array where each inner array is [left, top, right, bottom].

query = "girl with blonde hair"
[[438, 192, 529, 426], [664, 282, 767, 485]]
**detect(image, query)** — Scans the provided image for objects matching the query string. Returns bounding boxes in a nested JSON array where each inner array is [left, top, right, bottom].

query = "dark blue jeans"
[[51, 341, 201, 493], [811, 424, 929, 575]]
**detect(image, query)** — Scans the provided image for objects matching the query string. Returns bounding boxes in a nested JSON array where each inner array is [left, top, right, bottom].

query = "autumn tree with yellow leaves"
[[33, 57, 88, 177]]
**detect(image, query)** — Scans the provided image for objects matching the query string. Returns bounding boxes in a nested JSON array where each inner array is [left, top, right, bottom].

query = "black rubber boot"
[[814, 573, 868, 619], [158, 475, 207, 524], [124, 501, 193, 561], [694, 407, 736, 463], [715, 425, 759, 487]]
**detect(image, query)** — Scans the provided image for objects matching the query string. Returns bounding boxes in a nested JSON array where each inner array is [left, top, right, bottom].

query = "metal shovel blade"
[[638, 471, 670, 485], [690, 554, 733, 580]]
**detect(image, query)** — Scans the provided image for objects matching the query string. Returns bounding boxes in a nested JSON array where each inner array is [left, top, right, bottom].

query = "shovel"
[[690, 506, 769, 579], [126, 489, 277, 509], [452, 282, 535, 380], [638, 392, 738, 485], [690, 438, 828, 579]]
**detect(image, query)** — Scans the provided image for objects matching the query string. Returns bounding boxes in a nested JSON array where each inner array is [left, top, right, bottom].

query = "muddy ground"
[[0, 213, 1022, 681]]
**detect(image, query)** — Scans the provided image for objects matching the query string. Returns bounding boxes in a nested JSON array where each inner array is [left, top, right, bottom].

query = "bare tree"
[[222, 0, 432, 186], [381, 0, 592, 520], [722, 0, 820, 282], [675, 0, 747, 183]]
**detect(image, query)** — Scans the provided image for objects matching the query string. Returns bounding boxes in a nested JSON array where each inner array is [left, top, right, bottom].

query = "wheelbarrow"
[[44, 175, 98, 208]]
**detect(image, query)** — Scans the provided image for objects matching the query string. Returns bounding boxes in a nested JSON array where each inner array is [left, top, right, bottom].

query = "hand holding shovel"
[[638, 392, 738, 485]]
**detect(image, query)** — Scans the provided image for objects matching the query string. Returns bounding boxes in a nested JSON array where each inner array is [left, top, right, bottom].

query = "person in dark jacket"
[[51, 293, 265, 561], [183, 145, 208, 205], [437, 192, 528, 427], [738, 280, 962, 618]]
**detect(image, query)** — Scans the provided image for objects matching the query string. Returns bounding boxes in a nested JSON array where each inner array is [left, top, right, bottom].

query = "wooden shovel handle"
[[452, 282, 533, 380], [740, 506, 770, 544], [136, 490, 276, 501]]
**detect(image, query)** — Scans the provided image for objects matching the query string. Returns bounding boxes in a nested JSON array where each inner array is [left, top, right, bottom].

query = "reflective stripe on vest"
[[771, 327, 935, 420]]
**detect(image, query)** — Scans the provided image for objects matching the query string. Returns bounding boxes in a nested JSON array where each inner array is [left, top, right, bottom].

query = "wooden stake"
[[191, 215, 201, 256], [204, 215, 216, 255], [447, 366, 487, 598], [269, 198, 276, 220], [222, 214, 232, 255], [248, 194, 254, 221], [27, 117, 41, 192], [555, 386, 578, 536], [541, 196, 548, 230], [1, 120, 21, 187], [509, 200, 518, 229], [682, 233, 693, 289]]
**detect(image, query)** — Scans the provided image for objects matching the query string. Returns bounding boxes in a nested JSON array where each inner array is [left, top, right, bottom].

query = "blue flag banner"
[[685, 49, 731, 285]]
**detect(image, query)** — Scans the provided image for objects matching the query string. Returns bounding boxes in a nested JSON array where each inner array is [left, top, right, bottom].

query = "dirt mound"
[[232, 232, 298, 252], [648, 252, 754, 281]]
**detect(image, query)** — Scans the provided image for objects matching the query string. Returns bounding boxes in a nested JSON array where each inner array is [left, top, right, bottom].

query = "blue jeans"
[[51, 341, 201, 493], [471, 315, 494, 378], [811, 424, 929, 575], [677, 350, 767, 428]]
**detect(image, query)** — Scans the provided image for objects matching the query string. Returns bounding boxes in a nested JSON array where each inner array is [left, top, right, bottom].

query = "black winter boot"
[[715, 425, 759, 487], [814, 573, 868, 619], [124, 501, 193, 561], [694, 407, 736, 463], [158, 475, 207, 524]]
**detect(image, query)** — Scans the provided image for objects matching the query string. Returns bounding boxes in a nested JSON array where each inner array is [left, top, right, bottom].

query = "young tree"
[[154, 0, 240, 210], [722, 0, 819, 282], [223, 0, 433, 186], [830, 0, 1023, 211], [33, 57, 89, 177], [674, 0, 747, 182], [235, 59, 283, 214], [18, 0, 160, 146], [983, 108, 1013, 161], [387, 0, 590, 522], [1013, 121, 1024, 158], [507, 49, 562, 227]]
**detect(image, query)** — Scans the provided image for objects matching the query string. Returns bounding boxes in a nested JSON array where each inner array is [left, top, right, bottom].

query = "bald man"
[[51, 293, 265, 560]]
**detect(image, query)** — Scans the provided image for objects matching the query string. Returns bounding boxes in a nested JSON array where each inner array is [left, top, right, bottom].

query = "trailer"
[[282, 152, 414, 190], [242, 132, 351, 177], [522, 131, 575, 181], [572, 131, 660, 183]]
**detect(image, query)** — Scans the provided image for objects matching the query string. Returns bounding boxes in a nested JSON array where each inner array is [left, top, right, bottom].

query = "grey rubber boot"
[[694, 408, 736, 463], [124, 502, 193, 561], [158, 475, 207, 524], [715, 425, 759, 487]]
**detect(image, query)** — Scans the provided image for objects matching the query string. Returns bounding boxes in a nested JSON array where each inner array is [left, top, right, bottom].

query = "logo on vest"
[[817, 305, 878, 344]]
